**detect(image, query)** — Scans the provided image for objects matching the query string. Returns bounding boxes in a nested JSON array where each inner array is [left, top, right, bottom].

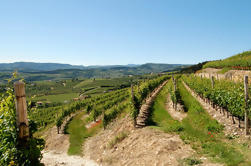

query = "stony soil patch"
[[166, 94, 187, 121]]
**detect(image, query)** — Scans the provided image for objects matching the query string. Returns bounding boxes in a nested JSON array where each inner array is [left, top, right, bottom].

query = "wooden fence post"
[[131, 84, 136, 127], [211, 76, 215, 89], [244, 76, 249, 135], [14, 81, 29, 141], [131, 84, 134, 100]]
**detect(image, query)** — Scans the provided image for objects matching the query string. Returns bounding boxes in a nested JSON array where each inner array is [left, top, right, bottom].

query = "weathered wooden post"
[[131, 84, 134, 99], [172, 75, 177, 110], [14, 81, 29, 142], [131, 84, 136, 127], [102, 110, 106, 130], [244, 75, 249, 135], [174, 79, 177, 92], [211, 76, 215, 89]]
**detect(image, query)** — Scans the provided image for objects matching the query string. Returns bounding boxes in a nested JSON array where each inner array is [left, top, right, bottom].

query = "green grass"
[[180, 157, 202, 166], [149, 79, 246, 166], [148, 81, 184, 133], [217, 67, 232, 74], [178, 81, 244, 165], [203, 50, 251, 69], [66, 111, 102, 155], [108, 131, 128, 149]]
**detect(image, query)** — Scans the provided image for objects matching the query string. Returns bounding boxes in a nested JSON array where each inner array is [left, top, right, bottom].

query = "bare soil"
[[84, 115, 194, 166], [41, 113, 98, 166], [84, 114, 221, 166]]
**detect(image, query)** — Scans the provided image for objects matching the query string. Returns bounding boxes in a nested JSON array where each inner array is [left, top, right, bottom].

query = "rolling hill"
[[0, 62, 189, 83], [203, 50, 251, 69]]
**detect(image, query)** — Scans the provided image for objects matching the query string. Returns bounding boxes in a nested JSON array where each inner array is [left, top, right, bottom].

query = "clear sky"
[[0, 0, 250, 66]]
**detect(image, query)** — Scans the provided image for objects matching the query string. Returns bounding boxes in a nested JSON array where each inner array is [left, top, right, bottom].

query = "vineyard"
[[1, 72, 251, 166], [183, 75, 251, 125], [130, 75, 170, 125]]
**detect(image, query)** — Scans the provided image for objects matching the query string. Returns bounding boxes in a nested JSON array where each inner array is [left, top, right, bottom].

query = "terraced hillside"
[[203, 51, 251, 69]]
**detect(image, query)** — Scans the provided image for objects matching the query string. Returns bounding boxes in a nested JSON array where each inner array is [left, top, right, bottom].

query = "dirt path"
[[84, 115, 193, 166], [183, 81, 245, 136], [41, 112, 98, 166], [42, 151, 98, 166], [136, 80, 168, 127], [166, 94, 187, 121]]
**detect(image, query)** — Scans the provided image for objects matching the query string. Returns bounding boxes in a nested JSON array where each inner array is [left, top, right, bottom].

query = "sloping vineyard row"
[[56, 88, 129, 129], [30, 88, 128, 129], [182, 75, 251, 121], [103, 100, 130, 128], [88, 91, 129, 121], [131, 75, 170, 122]]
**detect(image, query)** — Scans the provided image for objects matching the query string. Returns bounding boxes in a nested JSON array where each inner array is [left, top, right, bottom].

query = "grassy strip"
[[178, 80, 244, 165], [148, 81, 183, 132], [66, 102, 130, 155], [107, 132, 128, 149], [66, 111, 102, 155], [149, 79, 246, 165]]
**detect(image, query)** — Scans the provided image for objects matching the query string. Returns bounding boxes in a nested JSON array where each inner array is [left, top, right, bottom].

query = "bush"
[[0, 82, 44, 165]]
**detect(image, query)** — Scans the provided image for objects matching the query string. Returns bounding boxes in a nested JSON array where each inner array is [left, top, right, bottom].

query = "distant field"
[[26, 76, 140, 104], [32, 92, 79, 103], [75, 77, 132, 87]]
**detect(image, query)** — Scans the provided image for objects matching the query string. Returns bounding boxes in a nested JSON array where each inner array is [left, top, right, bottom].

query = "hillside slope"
[[0, 63, 189, 83], [203, 50, 251, 69]]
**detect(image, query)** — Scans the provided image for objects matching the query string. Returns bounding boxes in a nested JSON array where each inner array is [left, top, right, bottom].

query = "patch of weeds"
[[201, 142, 244, 165], [164, 123, 184, 132], [63, 116, 73, 134], [108, 131, 128, 149], [206, 122, 224, 133], [181, 157, 202, 165], [242, 143, 248, 148], [226, 134, 239, 140], [217, 67, 231, 74], [206, 120, 224, 133]]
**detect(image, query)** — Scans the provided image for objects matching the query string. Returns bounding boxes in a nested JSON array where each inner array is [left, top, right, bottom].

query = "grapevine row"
[[183, 75, 251, 122], [56, 88, 129, 130], [131, 75, 170, 123]]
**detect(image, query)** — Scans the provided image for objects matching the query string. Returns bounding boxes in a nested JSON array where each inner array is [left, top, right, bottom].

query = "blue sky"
[[0, 0, 250, 65]]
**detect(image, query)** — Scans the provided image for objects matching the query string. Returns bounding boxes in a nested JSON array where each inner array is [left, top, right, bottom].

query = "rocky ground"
[[166, 94, 187, 121]]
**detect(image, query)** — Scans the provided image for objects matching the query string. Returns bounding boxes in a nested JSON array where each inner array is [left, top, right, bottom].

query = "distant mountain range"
[[0, 62, 190, 83], [0, 62, 141, 72], [0, 62, 82, 71], [0, 62, 189, 72]]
